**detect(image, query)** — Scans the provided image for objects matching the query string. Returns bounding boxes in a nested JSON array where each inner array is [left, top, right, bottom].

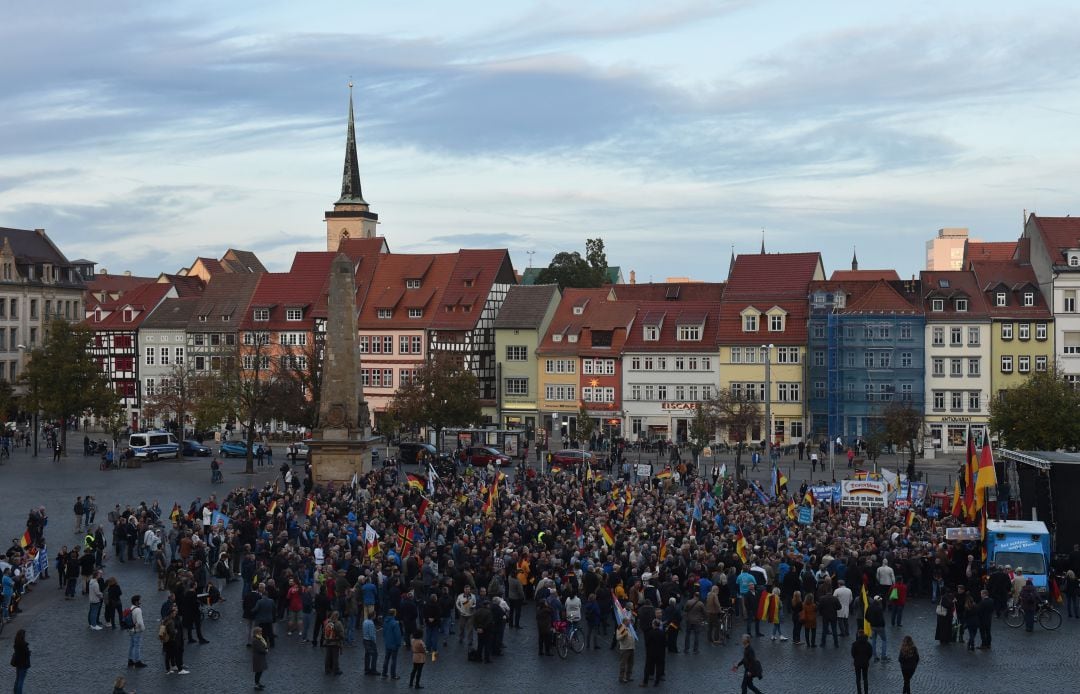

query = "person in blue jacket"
[[382, 608, 403, 679]]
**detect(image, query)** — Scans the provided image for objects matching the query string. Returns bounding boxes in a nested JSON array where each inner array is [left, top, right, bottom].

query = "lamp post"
[[16, 343, 37, 457], [763, 343, 774, 463]]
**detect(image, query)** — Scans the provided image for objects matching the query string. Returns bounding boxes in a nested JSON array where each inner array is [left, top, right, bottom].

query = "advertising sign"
[[840, 480, 889, 508]]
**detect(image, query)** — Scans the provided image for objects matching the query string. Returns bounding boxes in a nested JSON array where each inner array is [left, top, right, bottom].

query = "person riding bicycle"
[[210, 458, 222, 484]]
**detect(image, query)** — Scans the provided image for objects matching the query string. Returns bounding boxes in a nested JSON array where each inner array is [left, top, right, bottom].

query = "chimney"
[[124, 270, 132, 277], [629, 270, 636, 285]]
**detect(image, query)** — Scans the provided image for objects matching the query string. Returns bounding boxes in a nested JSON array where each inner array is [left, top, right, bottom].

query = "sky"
[[2, 0, 1080, 280]]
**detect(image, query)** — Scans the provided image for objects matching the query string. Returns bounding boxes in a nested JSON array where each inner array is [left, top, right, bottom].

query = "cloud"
[[401, 232, 529, 252]]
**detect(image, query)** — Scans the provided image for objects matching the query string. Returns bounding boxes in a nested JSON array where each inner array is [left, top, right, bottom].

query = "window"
[[1072, 256, 1080, 267], [950, 327, 962, 346], [253, 308, 269, 321], [545, 359, 576, 374], [505, 345, 527, 361], [813, 351, 825, 367], [950, 358, 962, 377], [29, 299, 37, 319], [1036, 323, 1048, 340], [813, 381, 825, 399], [545, 384, 576, 401], [408, 308, 423, 319], [145, 378, 155, 397], [995, 292, 1006, 307], [370, 369, 382, 387], [846, 352, 856, 367], [932, 327, 944, 346], [878, 326, 891, 339], [382, 369, 393, 388], [1018, 323, 1030, 340], [358, 336, 369, 353], [8, 299, 14, 318], [865, 351, 875, 368], [932, 358, 944, 376], [360, 369, 370, 387], [175, 347, 183, 363], [951, 391, 963, 410], [1065, 332, 1080, 354], [674, 357, 685, 371], [678, 324, 701, 341], [644, 326, 659, 341], [675, 386, 686, 401], [645, 385, 655, 400], [900, 324, 912, 340], [900, 352, 913, 368], [968, 358, 980, 377], [657, 385, 668, 400], [730, 347, 742, 364], [742, 314, 758, 332], [955, 298, 968, 312], [1023, 292, 1034, 307], [406, 279, 421, 289], [285, 308, 303, 321], [643, 357, 654, 370], [901, 383, 913, 400], [864, 325, 874, 339], [193, 334, 205, 346], [1018, 356, 1031, 373], [933, 391, 945, 411], [1065, 290, 1077, 313], [505, 378, 528, 396], [1001, 355, 1013, 373], [145, 347, 155, 365], [865, 383, 875, 402], [630, 357, 641, 370], [278, 332, 306, 346], [790, 421, 804, 439], [1001, 323, 1013, 340], [812, 324, 825, 339], [400, 335, 411, 354], [931, 299, 944, 312], [377, 309, 392, 319], [702, 357, 711, 371], [657, 357, 667, 370], [370, 336, 381, 353], [777, 383, 800, 402], [631, 385, 641, 400], [688, 385, 700, 401], [769, 314, 784, 332], [1036, 355, 1048, 372], [160, 347, 170, 365], [776, 346, 800, 364], [878, 352, 891, 368]]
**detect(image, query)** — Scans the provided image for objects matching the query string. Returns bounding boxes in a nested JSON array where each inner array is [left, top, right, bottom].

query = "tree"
[[575, 403, 596, 448], [990, 370, 1080, 450], [0, 379, 17, 426], [388, 353, 481, 451], [21, 319, 116, 455], [709, 389, 761, 485], [189, 372, 233, 436], [687, 402, 716, 468], [534, 237, 610, 289], [264, 340, 323, 432], [881, 402, 925, 479], [142, 361, 200, 438]]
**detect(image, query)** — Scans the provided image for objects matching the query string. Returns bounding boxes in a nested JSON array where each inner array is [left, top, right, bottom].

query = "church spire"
[[851, 246, 859, 271], [729, 245, 736, 279], [760, 228, 766, 255], [338, 83, 365, 204]]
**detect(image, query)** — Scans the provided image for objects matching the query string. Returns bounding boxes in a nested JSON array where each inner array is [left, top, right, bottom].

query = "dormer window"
[[931, 299, 944, 312], [198, 314, 208, 323], [644, 326, 659, 341], [770, 314, 784, 331], [995, 292, 1006, 307], [1070, 255, 1080, 267], [1023, 292, 1034, 307], [568, 334, 578, 343], [221, 314, 230, 322], [678, 325, 701, 341], [573, 306, 584, 316], [408, 308, 423, 318], [286, 308, 303, 321], [552, 334, 563, 342], [743, 314, 758, 332], [377, 309, 392, 319], [464, 279, 474, 287], [462, 305, 471, 313], [835, 293, 846, 308], [253, 308, 270, 321], [406, 279, 421, 289], [94, 308, 102, 322], [955, 298, 968, 312]]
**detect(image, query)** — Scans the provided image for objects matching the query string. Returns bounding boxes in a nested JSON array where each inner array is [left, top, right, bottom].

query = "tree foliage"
[[21, 319, 116, 454], [990, 370, 1080, 450], [388, 353, 481, 450], [142, 361, 201, 438], [706, 389, 761, 483], [264, 340, 322, 431], [0, 379, 17, 425], [534, 238, 610, 289], [880, 401, 924, 470], [687, 402, 715, 463], [576, 403, 596, 446]]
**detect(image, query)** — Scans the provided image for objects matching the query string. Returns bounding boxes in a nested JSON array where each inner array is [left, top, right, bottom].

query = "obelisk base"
[[309, 435, 382, 484]]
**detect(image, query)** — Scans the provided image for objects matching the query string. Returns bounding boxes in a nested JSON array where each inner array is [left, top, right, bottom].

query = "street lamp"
[[763, 343, 774, 463], [16, 344, 37, 458]]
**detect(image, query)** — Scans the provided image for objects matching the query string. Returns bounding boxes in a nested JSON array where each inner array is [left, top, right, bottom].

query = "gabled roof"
[[829, 269, 901, 282], [968, 260, 1052, 319], [221, 249, 267, 274], [964, 241, 1018, 264], [357, 252, 456, 330], [717, 298, 809, 345], [156, 274, 205, 297], [0, 226, 75, 266], [238, 254, 336, 331], [493, 284, 560, 330], [428, 249, 517, 330], [1026, 214, 1080, 268], [919, 270, 990, 319], [187, 273, 262, 331], [623, 301, 722, 353], [84, 281, 175, 331], [537, 288, 619, 355], [140, 297, 201, 330], [842, 280, 923, 314], [725, 252, 824, 298], [612, 282, 725, 302]]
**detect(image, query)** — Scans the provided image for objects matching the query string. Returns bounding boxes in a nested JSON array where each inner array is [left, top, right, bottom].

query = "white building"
[[1024, 214, 1080, 384]]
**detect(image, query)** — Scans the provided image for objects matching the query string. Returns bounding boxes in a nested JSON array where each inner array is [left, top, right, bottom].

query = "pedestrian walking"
[[800, 592, 817, 647], [866, 595, 887, 660], [323, 610, 343, 676], [10, 629, 29, 694], [382, 609, 403, 679], [362, 614, 379, 674], [976, 589, 994, 648], [127, 595, 147, 669], [74, 497, 84, 534], [536, 599, 553, 656], [899, 635, 920, 694], [851, 630, 872, 694], [88, 570, 104, 629], [409, 630, 427, 689], [682, 589, 705, 653], [616, 616, 635, 683], [732, 634, 763, 694], [252, 626, 269, 691]]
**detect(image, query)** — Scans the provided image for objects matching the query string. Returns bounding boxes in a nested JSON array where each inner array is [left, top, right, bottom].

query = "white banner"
[[841, 480, 888, 508]]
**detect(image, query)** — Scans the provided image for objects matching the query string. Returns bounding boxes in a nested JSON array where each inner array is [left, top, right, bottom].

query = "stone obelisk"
[[309, 253, 379, 482]]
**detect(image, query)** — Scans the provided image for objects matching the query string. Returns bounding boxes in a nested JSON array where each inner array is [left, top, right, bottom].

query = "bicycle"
[[1005, 600, 1062, 630], [715, 607, 733, 645], [553, 620, 585, 658]]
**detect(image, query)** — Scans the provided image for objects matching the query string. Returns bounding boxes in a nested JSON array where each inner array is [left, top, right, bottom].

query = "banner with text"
[[840, 480, 889, 508]]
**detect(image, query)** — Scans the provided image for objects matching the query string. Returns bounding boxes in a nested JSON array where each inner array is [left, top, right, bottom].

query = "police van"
[[127, 431, 181, 460]]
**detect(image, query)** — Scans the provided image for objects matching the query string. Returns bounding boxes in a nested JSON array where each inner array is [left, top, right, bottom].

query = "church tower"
[[325, 84, 378, 251]]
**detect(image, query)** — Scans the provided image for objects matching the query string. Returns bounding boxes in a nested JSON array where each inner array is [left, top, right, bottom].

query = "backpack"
[[121, 608, 134, 630], [323, 620, 337, 642], [158, 624, 170, 643]]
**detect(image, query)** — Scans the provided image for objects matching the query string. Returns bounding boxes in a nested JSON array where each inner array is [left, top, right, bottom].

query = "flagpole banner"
[[893, 481, 927, 509]]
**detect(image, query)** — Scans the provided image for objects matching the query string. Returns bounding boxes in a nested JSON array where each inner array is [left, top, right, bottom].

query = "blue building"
[[807, 268, 925, 447]]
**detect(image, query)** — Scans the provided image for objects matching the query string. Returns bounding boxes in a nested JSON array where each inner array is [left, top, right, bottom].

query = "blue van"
[[128, 431, 181, 460]]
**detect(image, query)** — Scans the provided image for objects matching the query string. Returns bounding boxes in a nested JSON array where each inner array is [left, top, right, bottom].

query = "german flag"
[[406, 473, 426, 492], [19, 530, 31, 548], [963, 434, 977, 521], [417, 496, 430, 518], [1050, 572, 1064, 604], [550, 465, 563, 475], [786, 497, 797, 521], [267, 499, 278, 515], [659, 535, 668, 561], [756, 591, 779, 623], [735, 528, 748, 563], [600, 524, 616, 547], [655, 469, 672, 480], [607, 499, 617, 512], [950, 479, 963, 517], [304, 497, 316, 516], [905, 509, 915, 528], [803, 489, 815, 506]]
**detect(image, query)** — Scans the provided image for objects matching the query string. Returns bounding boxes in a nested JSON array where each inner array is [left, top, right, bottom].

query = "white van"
[[128, 431, 180, 460]]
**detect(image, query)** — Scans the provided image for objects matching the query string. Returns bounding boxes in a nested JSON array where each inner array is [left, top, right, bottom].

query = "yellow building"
[[493, 284, 561, 434]]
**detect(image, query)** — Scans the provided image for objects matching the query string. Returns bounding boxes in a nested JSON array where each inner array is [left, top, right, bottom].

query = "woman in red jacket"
[[889, 576, 908, 627]]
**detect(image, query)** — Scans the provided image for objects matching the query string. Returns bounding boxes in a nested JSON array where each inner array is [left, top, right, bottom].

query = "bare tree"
[[708, 388, 761, 485], [881, 401, 924, 480], [142, 361, 200, 439]]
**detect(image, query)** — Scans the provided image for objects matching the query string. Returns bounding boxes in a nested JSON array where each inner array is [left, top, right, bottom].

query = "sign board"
[[945, 527, 980, 541], [702, 447, 712, 457], [811, 484, 840, 504], [893, 481, 928, 509], [925, 507, 940, 519], [858, 513, 869, 527], [841, 480, 889, 508], [636, 464, 653, 478], [798, 506, 814, 525]]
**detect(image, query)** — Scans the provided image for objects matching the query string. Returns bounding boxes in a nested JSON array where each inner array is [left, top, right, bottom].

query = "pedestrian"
[[732, 633, 763, 694], [253, 584, 275, 649], [976, 589, 994, 649], [74, 497, 84, 534], [851, 630, 872, 694], [934, 591, 955, 644], [889, 575, 907, 626], [409, 629, 427, 689], [536, 599, 553, 656], [790, 589, 803, 644], [800, 592, 817, 647], [111, 675, 134, 694], [1065, 570, 1079, 619], [817, 589, 839, 647], [743, 583, 763, 637], [961, 594, 979, 650], [10, 628, 29, 694], [642, 618, 665, 687], [161, 605, 188, 674], [1019, 579, 1038, 632], [323, 610, 343, 676], [252, 626, 269, 691], [682, 588, 705, 653], [127, 595, 147, 669], [898, 635, 920, 694], [362, 613, 379, 674], [104, 576, 122, 628], [866, 595, 887, 661], [616, 616, 635, 683], [88, 570, 104, 630], [382, 608, 403, 679], [834, 579, 853, 637]]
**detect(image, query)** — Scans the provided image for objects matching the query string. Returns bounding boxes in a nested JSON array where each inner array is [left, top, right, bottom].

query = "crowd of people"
[[7, 451, 1080, 693]]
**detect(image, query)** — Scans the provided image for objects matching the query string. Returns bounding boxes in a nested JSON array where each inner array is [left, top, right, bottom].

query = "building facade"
[[1023, 214, 1080, 384], [137, 297, 199, 431], [493, 284, 560, 436]]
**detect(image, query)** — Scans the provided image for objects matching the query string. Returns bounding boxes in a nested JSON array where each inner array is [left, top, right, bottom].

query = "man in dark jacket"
[[473, 599, 493, 663], [742, 584, 763, 637], [818, 592, 840, 648], [977, 589, 995, 648], [252, 586, 276, 648], [734, 634, 762, 694], [642, 619, 666, 686], [865, 595, 887, 661], [987, 566, 1010, 617], [851, 630, 873, 694]]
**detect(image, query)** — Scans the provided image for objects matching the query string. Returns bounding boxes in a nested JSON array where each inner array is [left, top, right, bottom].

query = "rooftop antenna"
[[526, 250, 535, 268]]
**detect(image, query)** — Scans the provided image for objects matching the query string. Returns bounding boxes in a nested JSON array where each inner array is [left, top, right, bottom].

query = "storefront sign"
[[661, 402, 698, 410], [840, 480, 888, 508], [941, 416, 971, 423]]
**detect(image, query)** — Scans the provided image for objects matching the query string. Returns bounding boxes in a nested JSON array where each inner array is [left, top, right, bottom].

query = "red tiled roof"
[[809, 279, 923, 315], [964, 241, 1017, 264], [158, 274, 205, 297], [357, 253, 456, 330], [538, 288, 619, 355], [829, 269, 901, 282], [84, 281, 174, 330], [725, 252, 823, 298], [428, 249, 516, 330], [612, 283, 725, 302], [968, 260, 1052, 319], [623, 301, 722, 352], [1027, 214, 1080, 265], [919, 270, 991, 319], [717, 299, 809, 345]]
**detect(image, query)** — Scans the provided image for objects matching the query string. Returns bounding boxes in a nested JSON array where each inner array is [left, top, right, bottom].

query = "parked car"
[[128, 431, 181, 460], [464, 446, 511, 467], [182, 439, 211, 457], [550, 449, 593, 467], [220, 441, 264, 458], [286, 441, 309, 462], [398, 442, 439, 466]]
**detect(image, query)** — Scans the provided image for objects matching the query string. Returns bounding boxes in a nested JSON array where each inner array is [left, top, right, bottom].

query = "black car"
[[397, 442, 438, 466], [182, 439, 212, 457]]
